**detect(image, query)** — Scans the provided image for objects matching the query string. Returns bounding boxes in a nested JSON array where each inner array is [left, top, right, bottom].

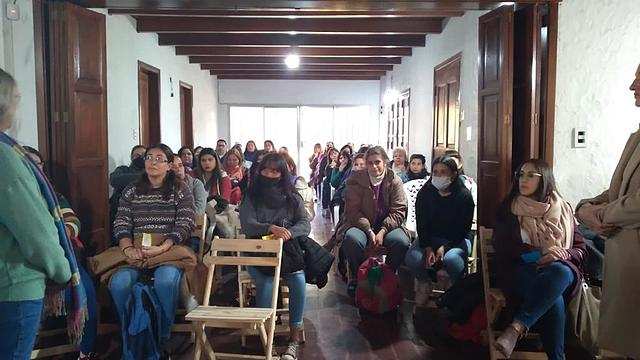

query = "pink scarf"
[[511, 191, 574, 251]]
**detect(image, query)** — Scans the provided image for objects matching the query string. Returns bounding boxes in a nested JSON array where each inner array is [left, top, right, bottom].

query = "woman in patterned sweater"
[[109, 144, 195, 353]]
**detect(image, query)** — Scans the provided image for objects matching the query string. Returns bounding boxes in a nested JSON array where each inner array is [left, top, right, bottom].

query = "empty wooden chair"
[[479, 226, 547, 360], [186, 237, 284, 360]]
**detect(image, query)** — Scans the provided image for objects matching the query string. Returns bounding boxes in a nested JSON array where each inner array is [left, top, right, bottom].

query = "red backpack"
[[355, 257, 402, 315]]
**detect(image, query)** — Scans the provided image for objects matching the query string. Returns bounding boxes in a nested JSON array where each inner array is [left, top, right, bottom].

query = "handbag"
[[566, 280, 601, 355]]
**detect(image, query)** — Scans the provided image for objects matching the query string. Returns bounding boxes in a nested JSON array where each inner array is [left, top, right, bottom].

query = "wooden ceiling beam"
[[216, 74, 381, 80], [109, 9, 465, 17], [159, 33, 426, 47], [177, 46, 411, 57], [210, 70, 386, 77], [189, 56, 401, 64], [199, 63, 394, 71], [136, 16, 442, 34]]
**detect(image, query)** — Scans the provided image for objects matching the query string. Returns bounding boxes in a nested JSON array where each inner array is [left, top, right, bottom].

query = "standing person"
[[215, 139, 228, 159], [389, 147, 409, 183], [177, 146, 194, 174], [309, 143, 324, 192], [575, 63, 640, 359], [263, 140, 276, 153], [194, 148, 232, 203], [244, 140, 258, 164], [321, 147, 339, 218], [172, 157, 207, 215], [0, 69, 85, 359], [223, 148, 247, 205], [24, 147, 99, 359], [110, 144, 195, 359], [109, 145, 147, 234], [407, 154, 430, 181], [339, 146, 411, 297], [493, 160, 586, 360], [239, 153, 311, 360], [404, 156, 474, 306]]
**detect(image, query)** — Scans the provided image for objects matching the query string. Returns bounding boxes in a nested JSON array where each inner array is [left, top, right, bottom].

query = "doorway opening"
[[179, 81, 194, 148], [138, 61, 161, 146]]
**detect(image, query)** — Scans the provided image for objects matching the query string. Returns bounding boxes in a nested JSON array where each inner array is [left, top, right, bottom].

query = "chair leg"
[[239, 283, 247, 347], [193, 323, 203, 360], [265, 314, 277, 360], [258, 323, 268, 350], [198, 324, 216, 360]]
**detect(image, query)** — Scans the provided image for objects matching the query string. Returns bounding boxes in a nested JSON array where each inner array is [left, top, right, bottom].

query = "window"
[[386, 90, 410, 152]]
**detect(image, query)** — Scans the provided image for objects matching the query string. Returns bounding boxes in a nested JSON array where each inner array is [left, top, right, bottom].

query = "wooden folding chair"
[[186, 237, 284, 360], [479, 227, 547, 360]]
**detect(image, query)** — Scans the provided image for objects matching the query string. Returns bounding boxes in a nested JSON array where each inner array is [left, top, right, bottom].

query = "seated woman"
[[263, 140, 276, 153], [110, 144, 195, 357], [339, 146, 411, 296], [194, 147, 232, 203], [223, 148, 247, 205], [282, 153, 315, 221], [243, 140, 258, 165], [351, 153, 366, 171], [492, 159, 586, 360], [407, 154, 429, 181], [389, 147, 410, 183], [177, 146, 194, 175], [172, 156, 207, 215], [24, 147, 99, 360], [330, 148, 353, 217], [239, 153, 311, 360], [404, 156, 475, 305]]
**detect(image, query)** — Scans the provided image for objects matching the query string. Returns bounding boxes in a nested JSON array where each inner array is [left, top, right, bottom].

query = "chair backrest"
[[202, 237, 284, 307], [192, 213, 208, 261], [403, 179, 428, 233]]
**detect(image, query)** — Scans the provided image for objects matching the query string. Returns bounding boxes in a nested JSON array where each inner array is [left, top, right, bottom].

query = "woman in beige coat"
[[576, 63, 640, 359]]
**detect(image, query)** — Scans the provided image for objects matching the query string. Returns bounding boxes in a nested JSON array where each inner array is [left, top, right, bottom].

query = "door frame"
[[432, 52, 462, 158], [179, 81, 194, 148], [138, 60, 161, 146]]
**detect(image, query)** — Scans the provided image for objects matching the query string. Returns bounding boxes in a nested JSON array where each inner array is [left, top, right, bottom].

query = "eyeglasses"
[[515, 171, 542, 180], [144, 155, 168, 164]]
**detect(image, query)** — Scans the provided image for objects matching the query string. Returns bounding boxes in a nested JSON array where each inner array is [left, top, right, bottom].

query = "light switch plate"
[[466, 126, 472, 141], [6, 3, 20, 21], [573, 128, 587, 148]]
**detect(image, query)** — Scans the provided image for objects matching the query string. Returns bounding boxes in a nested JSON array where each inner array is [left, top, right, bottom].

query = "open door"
[[49, 2, 109, 251], [433, 53, 462, 158], [477, 6, 514, 228]]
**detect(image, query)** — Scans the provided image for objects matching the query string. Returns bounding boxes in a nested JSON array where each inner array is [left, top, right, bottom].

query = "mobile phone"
[[521, 250, 542, 264]]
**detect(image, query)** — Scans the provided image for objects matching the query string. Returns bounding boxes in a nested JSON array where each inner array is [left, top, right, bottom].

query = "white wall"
[[380, 11, 485, 178], [96, 11, 219, 171], [218, 79, 381, 144], [2, 0, 39, 147], [553, 0, 640, 205]]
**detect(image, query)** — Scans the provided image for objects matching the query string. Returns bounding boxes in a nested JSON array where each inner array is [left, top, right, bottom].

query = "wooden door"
[[138, 61, 161, 146], [49, 2, 109, 251], [477, 6, 514, 227], [180, 82, 194, 148], [433, 53, 461, 158]]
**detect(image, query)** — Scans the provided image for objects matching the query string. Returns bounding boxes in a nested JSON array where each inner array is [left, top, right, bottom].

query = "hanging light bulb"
[[285, 54, 300, 69]]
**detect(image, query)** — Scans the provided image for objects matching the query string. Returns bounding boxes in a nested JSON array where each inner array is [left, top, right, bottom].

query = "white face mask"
[[431, 176, 452, 191]]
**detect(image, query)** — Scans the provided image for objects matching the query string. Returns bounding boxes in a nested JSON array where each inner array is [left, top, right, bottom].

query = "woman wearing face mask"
[[339, 146, 411, 297], [404, 156, 475, 306], [194, 148, 232, 203], [239, 153, 311, 360], [407, 154, 430, 181], [492, 160, 586, 360]]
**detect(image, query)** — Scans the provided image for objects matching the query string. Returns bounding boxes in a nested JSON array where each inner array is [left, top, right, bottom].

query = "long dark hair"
[[195, 147, 224, 183], [339, 148, 353, 170], [499, 159, 558, 216], [430, 156, 461, 187], [248, 153, 297, 208], [443, 149, 466, 175], [263, 140, 275, 152], [245, 140, 257, 153], [136, 143, 180, 199]]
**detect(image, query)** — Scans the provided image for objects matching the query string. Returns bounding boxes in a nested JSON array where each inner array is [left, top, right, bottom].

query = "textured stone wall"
[[554, 0, 640, 205]]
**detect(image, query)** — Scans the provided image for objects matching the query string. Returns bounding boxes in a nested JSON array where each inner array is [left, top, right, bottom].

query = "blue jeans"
[[108, 265, 182, 342], [513, 262, 575, 360], [63, 265, 97, 354], [404, 238, 471, 283], [342, 227, 411, 277], [247, 267, 306, 328], [0, 299, 44, 360]]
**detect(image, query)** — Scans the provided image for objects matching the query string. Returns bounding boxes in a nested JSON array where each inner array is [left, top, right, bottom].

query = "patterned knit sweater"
[[113, 184, 195, 245]]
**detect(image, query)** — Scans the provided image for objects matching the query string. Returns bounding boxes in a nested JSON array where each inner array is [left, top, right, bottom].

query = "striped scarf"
[[0, 132, 87, 344]]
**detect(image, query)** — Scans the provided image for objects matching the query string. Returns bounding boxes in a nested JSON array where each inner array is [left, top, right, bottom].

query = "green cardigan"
[[0, 142, 71, 302]]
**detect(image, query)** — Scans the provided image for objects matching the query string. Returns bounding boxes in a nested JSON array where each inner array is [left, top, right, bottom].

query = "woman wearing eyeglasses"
[[109, 143, 195, 358], [404, 156, 475, 307], [492, 159, 587, 360]]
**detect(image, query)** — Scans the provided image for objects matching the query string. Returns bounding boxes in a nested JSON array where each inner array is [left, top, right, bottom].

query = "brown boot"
[[495, 321, 527, 358]]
